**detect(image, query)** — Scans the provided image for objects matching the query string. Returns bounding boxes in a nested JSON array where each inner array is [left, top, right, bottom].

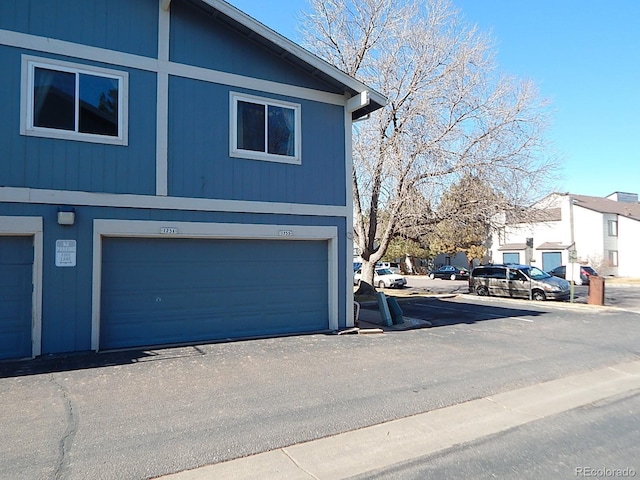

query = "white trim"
[[347, 91, 370, 114], [156, 72, 169, 195], [166, 61, 344, 107], [230, 91, 302, 165], [0, 186, 348, 218], [327, 234, 339, 330], [156, 1, 171, 195], [158, 1, 171, 62], [91, 219, 339, 350], [1, 29, 347, 108], [0, 216, 43, 358], [94, 219, 338, 239], [344, 94, 355, 327], [0, 29, 160, 71], [20, 55, 129, 145], [91, 226, 102, 351]]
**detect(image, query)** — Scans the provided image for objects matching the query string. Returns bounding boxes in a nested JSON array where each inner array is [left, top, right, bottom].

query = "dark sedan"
[[428, 265, 469, 280], [547, 265, 598, 285]]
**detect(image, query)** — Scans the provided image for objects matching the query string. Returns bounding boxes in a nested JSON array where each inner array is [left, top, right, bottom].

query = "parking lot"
[[375, 275, 640, 313]]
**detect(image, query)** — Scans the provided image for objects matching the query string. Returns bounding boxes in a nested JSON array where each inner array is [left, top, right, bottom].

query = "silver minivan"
[[469, 264, 570, 301]]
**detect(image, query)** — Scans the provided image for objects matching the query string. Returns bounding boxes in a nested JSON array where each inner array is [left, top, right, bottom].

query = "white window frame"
[[609, 250, 619, 267], [230, 91, 301, 165], [608, 219, 618, 237], [20, 55, 129, 145]]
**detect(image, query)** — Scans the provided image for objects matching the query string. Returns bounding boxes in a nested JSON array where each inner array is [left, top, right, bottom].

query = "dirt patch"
[[605, 277, 640, 285]]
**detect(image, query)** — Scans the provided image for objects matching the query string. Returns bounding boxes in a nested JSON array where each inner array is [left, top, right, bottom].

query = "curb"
[[457, 292, 636, 313]]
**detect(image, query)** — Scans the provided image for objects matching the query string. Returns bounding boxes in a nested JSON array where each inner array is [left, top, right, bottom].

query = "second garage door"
[[100, 237, 329, 350]]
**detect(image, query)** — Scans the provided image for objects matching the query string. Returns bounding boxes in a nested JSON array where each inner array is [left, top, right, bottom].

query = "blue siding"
[[0, 47, 23, 185], [0, 0, 158, 58], [170, 1, 342, 92], [168, 77, 346, 205], [101, 237, 329, 349], [39, 205, 95, 355], [0, 205, 348, 355], [0, 236, 33, 360], [1, 0, 354, 357], [0, 47, 157, 195]]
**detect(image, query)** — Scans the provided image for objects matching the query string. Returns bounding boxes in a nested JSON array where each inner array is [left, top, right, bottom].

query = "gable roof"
[[572, 194, 640, 220], [188, 0, 387, 119]]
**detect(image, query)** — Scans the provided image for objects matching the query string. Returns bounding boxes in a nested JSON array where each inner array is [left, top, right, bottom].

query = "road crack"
[[50, 375, 78, 480], [281, 448, 320, 479]]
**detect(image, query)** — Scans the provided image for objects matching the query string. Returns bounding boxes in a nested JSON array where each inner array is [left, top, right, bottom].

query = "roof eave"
[[196, 0, 387, 117]]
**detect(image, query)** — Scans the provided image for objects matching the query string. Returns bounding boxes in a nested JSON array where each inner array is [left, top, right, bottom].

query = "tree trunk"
[[355, 281, 376, 296], [355, 257, 378, 295]]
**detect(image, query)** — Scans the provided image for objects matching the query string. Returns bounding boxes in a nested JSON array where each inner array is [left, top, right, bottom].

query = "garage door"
[[542, 252, 562, 272], [0, 236, 33, 360], [100, 237, 329, 350], [502, 252, 520, 264]]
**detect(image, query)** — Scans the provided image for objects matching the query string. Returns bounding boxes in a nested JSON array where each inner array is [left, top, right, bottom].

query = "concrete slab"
[[356, 305, 432, 330], [160, 449, 310, 480]]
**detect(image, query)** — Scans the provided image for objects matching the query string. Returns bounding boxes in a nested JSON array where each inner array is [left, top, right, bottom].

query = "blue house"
[[0, 0, 385, 360]]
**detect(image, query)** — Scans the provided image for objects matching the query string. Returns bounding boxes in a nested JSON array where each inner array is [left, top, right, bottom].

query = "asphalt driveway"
[[2, 294, 640, 480]]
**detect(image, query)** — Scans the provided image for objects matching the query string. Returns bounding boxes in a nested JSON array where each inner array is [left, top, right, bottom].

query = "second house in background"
[[490, 192, 640, 281]]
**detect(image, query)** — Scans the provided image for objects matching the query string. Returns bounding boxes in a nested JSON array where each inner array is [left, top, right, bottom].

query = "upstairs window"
[[230, 92, 300, 165], [21, 56, 128, 145], [608, 220, 618, 237]]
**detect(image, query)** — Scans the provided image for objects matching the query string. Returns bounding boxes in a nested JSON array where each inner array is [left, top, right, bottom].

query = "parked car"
[[354, 268, 407, 289], [428, 265, 469, 280], [469, 264, 570, 301], [547, 265, 598, 285]]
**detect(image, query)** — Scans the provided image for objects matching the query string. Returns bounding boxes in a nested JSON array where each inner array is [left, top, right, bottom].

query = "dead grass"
[[604, 276, 640, 285]]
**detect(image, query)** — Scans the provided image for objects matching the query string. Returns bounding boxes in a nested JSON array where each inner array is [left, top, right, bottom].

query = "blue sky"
[[228, 0, 639, 199]]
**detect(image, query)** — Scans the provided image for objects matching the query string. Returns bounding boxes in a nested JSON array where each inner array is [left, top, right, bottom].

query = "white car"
[[376, 262, 401, 274], [354, 268, 407, 289]]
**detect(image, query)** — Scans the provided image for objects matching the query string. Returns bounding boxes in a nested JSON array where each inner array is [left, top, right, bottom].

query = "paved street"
[[1, 292, 639, 479], [350, 388, 640, 480]]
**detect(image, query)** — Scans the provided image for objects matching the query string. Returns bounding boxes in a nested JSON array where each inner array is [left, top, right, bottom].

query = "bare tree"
[[302, 0, 558, 291]]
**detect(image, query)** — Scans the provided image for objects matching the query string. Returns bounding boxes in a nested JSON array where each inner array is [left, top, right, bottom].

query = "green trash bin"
[[387, 297, 404, 324]]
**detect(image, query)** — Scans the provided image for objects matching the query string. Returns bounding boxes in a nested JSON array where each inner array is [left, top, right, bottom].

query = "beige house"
[[489, 192, 640, 280]]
